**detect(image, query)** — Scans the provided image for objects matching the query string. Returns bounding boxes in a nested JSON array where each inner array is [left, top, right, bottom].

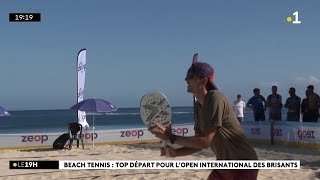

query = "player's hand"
[[161, 145, 176, 157], [148, 122, 171, 141]]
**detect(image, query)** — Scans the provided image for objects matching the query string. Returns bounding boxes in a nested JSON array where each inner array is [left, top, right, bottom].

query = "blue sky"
[[1, 1, 319, 110]]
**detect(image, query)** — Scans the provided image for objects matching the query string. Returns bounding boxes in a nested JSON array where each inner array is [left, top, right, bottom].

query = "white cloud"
[[294, 77, 306, 82], [293, 75, 320, 85], [308, 75, 320, 84]]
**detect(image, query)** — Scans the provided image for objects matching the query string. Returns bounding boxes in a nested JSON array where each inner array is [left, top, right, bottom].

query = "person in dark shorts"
[[305, 85, 320, 122], [266, 86, 282, 121], [233, 94, 246, 123], [247, 88, 267, 121], [301, 90, 311, 122], [285, 87, 301, 121], [149, 62, 259, 180]]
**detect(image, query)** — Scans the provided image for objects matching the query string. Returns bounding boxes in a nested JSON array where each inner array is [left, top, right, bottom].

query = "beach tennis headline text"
[[59, 160, 300, 169]]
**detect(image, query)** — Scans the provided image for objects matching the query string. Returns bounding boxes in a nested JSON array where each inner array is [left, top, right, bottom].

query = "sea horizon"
[[0, 107, 196, 134], [5, 106, 194, 112]]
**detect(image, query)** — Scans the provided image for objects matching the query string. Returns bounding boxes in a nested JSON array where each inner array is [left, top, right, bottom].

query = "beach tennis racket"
[[140, 92, 172, 156]]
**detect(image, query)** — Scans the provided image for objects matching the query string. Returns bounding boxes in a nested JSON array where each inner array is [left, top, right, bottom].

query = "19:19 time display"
[[9, 13, 41, 22]]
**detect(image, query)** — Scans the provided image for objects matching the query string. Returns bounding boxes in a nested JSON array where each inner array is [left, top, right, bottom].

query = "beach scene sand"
[[2, 1, 320, 180]]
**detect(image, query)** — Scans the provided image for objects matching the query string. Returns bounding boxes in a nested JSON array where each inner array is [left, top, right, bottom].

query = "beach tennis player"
[[149, 62, 259, 180]]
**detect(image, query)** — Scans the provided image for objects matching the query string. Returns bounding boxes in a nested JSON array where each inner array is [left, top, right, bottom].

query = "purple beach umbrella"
[[70, 98, 117, 147], [71, 98, 117, 113], [0, 106, 10, 117]]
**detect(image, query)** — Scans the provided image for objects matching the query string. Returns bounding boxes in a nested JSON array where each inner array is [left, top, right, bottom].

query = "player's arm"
[[162, 146, 202, 157], [276, 95, 282, 107], [159, 128, 206, 157], [263, 96, 267, 110], [247, 99, 253, 109], [266, 95, 271, 107], [150, 123, 216, 149], [174, 96, 223, 149], [151, 97, 221, 149], [173, 129, 216, 149], [297, 97, 301, 107], [285, 98, 290, 108]]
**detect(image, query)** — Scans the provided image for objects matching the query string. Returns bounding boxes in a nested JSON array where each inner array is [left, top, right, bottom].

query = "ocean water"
[[0, 107, 296, 134], [0, 107, 196, 134]]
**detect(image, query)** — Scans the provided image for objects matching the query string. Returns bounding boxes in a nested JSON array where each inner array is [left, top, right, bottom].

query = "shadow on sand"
[[19, 148, 59, 152]]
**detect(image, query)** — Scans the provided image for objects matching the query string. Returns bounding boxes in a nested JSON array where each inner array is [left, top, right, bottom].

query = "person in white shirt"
[[233, 94, 246, 122]]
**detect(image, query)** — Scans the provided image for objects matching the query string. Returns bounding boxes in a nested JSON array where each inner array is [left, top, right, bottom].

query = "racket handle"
[[161, 141, 170, 157]]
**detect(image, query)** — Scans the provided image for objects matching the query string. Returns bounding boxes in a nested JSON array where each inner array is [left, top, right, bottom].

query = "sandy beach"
[[0, 143, 319, 180]]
